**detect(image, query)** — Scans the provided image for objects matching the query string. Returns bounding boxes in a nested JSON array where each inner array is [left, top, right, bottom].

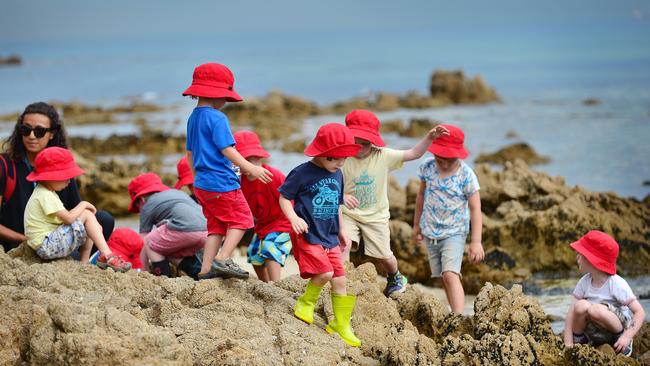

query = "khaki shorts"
[[342, 215, 393, 259]]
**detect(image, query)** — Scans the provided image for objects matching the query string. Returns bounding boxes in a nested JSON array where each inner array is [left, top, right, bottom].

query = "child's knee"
[[586, 303, 609, 320], [441, 271, 460, 284], [574, 299, 591, 315], [314, 271, 334, 282]]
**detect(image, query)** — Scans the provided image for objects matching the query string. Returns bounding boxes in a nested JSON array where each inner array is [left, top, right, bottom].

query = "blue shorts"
[[425, 234, 466, 277], [247, 231, 292, 267], [36, 220, 87, 260]]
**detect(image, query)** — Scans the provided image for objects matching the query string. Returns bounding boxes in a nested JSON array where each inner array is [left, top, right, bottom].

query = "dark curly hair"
[[2, 102, 68, 161]]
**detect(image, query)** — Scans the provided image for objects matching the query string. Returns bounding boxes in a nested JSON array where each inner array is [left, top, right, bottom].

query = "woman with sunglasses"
[[0, 102, 115, 253]]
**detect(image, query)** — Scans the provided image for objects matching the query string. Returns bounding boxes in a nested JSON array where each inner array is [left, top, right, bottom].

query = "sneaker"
[[97, 253, 131, 273], [622, 340, 633, 357], [194, 249, 222, 272], [384, 272, 408, 296], [212, 258, 249, 279], [197, 271, 221, 280]]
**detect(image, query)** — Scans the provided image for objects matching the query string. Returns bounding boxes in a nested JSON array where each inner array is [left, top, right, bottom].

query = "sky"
[[1, 0, 649, 43]]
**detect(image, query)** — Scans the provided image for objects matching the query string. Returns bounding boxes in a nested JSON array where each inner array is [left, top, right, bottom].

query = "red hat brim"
[[26, 166, 85, 182], [428, 143, 469, 159], [570, 239, 616, 275], [238, 146, 270, 159], [182, 85, 242, 102], [304, 143, 361, 158], [174, 176, 194, 190], [128, 183, 170, 213], [348, 127, 385, 147]]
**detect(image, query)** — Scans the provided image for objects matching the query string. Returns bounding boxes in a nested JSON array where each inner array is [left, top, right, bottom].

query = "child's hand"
[[247, 165, 273, 184], [412, 226, 424, 244], [614, 332, 632, 354], [428, 125, 450, 140], [343, 194, 359, 209], [468, 241, 484, 264], [291, 217, 309, 234], [339, 234, 351, 252], [82, 201, 97, 214]]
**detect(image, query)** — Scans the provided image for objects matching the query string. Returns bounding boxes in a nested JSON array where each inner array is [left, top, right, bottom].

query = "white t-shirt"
[[573, 273, 636, 316]]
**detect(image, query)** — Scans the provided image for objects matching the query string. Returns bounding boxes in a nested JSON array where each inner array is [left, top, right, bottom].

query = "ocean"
[[0, 22, 649, 198]]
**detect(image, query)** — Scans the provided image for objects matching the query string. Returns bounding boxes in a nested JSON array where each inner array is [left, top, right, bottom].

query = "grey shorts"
[[425, 234, 466, 277], [585, 303, 633, 346], [36, 220, 87, 260]]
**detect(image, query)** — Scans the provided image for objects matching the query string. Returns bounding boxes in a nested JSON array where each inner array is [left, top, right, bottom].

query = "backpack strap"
[[0, 153, 16, 204]]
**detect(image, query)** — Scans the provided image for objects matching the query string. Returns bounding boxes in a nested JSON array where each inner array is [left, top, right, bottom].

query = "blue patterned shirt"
[[418, 158, 480, 239]]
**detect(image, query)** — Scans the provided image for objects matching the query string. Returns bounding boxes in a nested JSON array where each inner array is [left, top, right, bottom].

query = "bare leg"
[[330, 275, 347, 295], [266, 259, 281, 282], [200, 234, 222, 274], [442, 271, 465, 314], [311, 272, 333, 287], [79, 237, 93, 263], [145, 242, 166, 263], [140, 237, 150, 272], [378, 255, 398, 274], [78, 210, 112, 257], [571, 299, 591, 334], [253, 265, 269, 282], [587, 303, 624, 333], [216, 228, 246, 259]]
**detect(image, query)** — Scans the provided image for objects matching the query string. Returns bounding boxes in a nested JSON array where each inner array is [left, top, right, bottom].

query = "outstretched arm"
[[222, 146, 272, 184], [403, 125, 449, 162]]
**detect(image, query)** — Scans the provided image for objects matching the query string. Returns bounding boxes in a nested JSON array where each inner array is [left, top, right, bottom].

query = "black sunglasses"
[[19, 124, 55, 138]]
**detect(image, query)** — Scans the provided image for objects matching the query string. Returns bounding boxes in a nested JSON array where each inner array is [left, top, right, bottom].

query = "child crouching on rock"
[[564, 230, 645, 356], [279, 123, 362, 347], [23, 147, 131, 272]]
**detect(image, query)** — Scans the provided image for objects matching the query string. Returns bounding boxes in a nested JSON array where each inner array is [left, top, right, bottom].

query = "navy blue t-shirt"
[[186, 107, 239, 193], [279, 161, 344, 248]]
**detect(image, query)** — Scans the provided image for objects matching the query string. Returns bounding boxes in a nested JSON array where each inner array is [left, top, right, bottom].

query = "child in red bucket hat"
[[564, 230, 645, 356], [341, 109, 450, 297], [128, 173, 208, 279], [23, 147, 131, 272], [413, 123, 483, 314], [234, 131, 292, 283], [90, 227, 144, 271], [184, 62, 273, 281], [279, 123, 362, 347]]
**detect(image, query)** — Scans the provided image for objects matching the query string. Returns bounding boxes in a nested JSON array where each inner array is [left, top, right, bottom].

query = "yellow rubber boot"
[[325, 294, 361, 347], [293, 281, 323, 324]]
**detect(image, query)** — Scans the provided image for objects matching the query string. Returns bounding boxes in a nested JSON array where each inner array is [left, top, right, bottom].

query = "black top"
[[0, 157, 82, 252]]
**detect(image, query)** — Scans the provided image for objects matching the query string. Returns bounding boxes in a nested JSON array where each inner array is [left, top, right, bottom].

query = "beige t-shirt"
[[342, 147, 404, 222], [24, 184, 65, 250]]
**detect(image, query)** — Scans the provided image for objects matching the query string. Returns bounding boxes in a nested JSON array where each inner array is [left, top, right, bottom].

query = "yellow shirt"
[[342, 147, 404, 223], [24, 184, 65, 250]]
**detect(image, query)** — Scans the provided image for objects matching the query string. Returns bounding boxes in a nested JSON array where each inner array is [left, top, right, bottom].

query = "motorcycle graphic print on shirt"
[[309, 177, 340, 220]]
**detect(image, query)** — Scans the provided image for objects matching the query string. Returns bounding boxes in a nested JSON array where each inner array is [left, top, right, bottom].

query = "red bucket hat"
[[26, 147, 84, 182], [174, 156, 194, 190], [233, 130, 270, 159], [107, 227, 144, 270], [304, 123, 361, 158], [345, 109, 385, 147], [127, 173, 170, 213], [570, 230, 619, 275], [427, 124, 469, 159], [182, 63, 243, 102]]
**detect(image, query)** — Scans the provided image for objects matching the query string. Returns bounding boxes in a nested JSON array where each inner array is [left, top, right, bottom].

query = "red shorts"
[[193, 187, 254, 236], [290, 232, 345, 279]]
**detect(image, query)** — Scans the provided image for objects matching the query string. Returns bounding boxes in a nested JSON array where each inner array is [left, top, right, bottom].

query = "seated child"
[[23, 147, 130, 272], [128, 173, 207, 278], [90, 227, 144, 271], [341, 109, 449, 296], [234, 131, 292, 283], [413, 124, 484, 314], [564, 230, 645, 356], [279, 123, 362, 347]]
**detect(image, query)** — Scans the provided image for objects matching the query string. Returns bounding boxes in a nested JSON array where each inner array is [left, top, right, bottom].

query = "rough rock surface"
[[429, 70, 501, 104], [476, 143, 551, 166], [1, 249, 641, 365]]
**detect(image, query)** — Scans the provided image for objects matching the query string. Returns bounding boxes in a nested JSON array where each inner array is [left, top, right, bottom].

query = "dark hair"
[[2, 102, 68, 161]]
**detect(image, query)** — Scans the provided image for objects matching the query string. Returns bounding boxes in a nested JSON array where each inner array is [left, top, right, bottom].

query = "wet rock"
[[506, 130, 520, 139], [637, 323, 650, 359], [281, 138, 307, 153], [379, 119, 405, 135], [475, 143, 551, 166], [0, 55, 21, 66], [429, 70, 500, 104], [400, 118, 440, 138], [583, 98, 602, 106]]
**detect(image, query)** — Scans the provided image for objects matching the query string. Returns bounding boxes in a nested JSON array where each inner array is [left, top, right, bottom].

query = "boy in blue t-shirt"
[[279, 123, 362, 347], [183, 63, 273, 280]]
